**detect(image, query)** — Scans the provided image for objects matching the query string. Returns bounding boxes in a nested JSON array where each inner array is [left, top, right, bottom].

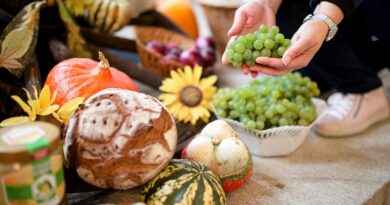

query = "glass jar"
[[0, 122, 67, 205]]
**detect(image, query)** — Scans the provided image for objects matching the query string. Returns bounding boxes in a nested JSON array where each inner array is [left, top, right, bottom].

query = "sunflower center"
[[179, 86, 203, 107]]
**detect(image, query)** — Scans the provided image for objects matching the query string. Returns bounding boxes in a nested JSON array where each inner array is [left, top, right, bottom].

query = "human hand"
[[249, 19, 329, 76], [222, 0, 279, 77]]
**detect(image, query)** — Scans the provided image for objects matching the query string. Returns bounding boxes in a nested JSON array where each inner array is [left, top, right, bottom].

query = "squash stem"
[[98, 51, 110, 70]]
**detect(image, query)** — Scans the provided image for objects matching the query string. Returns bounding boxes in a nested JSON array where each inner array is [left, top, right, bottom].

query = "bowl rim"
[[212, 97, 328, 140]]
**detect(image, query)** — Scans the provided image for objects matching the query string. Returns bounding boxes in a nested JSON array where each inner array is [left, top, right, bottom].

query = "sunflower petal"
[[200, 76, 218, 90], [190, 109, 200, 125], [201, 100, 212, 110], [160, 77, 185, 93], [168, 101, 182, 113], [177, 106, 187, 121], [184, 66, 194, 84], [199, 106, 211, 118], [170, 70, 185, 85], [159, 93, 177, 106], [167, 101, 182, 120], [159, 83, 181, 93], [190, 117, 197, 125], [193, 65, 202, 85], [0, 116, 32, 127], [201, 115, 210, 123], [185, 114, 192, 123], [177, 68, 186, 80], [202, 87, 217, 99], [40, 105, 60, 116], [183, 107, 190, 120], [39, 85, 51, 110], [163, 78, 181, 87], [11, 96, 34, 118]]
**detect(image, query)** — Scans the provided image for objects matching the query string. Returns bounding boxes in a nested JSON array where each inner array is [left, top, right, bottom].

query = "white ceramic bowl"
[[216, 98, 327, 157]]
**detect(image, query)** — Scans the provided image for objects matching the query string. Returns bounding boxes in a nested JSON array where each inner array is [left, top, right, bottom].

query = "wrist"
[[308, 19, 329, 40], [314, 1, 344, 24], [303, 13, 338, 41]]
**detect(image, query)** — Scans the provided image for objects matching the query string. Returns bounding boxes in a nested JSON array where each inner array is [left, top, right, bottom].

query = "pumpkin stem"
[[98, 51, 110, 70]]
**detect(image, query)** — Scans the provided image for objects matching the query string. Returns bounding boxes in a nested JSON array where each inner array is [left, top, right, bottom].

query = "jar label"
[[1, 155, 65, 205], [2, 126, 44, 146]]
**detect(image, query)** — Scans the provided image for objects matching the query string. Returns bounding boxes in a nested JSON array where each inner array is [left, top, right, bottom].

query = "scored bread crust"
[[64, 88, 177, 189]]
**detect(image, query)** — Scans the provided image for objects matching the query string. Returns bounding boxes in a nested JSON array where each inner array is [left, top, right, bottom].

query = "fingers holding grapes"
[[225, 24, 292, 76], [222, 0, 277, 74], [222, 36, 238, 65], [228, 1, 276, 36], [253, 20, 328, 74]]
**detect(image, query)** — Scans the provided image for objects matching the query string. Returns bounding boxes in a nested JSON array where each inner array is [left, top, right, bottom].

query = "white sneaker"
[[314, 87, 390, 137]]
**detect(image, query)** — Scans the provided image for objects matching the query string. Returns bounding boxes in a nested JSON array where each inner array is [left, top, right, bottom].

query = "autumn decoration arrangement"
[[0, 0, 325, 204]]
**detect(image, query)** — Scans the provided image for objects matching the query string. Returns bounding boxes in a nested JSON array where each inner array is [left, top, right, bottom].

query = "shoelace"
[[326, 93, 356, 120]]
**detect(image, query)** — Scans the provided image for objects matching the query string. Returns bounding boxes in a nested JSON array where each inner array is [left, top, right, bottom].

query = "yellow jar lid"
[[0, 122, 61, 163]]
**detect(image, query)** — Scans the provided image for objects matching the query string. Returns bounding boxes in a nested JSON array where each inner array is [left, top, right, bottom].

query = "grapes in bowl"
[[211, 73, 327, 157]]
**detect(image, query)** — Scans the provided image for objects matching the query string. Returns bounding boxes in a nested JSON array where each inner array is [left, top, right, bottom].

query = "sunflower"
[[159, 65, 218, 125]]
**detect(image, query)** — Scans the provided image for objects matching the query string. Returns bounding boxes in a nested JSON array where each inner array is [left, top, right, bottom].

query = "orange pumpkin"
[[157, 0, 199, 39], [45, 52, 139, 105]]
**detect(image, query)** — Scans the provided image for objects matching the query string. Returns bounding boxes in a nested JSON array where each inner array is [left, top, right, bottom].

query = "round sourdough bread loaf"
[[63, 88, 177, 190]]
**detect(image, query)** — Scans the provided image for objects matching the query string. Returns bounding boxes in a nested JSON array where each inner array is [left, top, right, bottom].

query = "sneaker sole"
[[314, 110, 390, 138]]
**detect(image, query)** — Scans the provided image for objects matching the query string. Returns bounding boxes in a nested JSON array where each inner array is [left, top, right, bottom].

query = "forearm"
[[310, 0, 362, 17], [314, 1, 344, 24], [252, 0, 282, 12]]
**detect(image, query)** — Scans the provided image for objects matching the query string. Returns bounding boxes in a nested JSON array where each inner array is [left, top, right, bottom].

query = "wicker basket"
[[135, 26, 195, 77], [213, 98, 328, 157]]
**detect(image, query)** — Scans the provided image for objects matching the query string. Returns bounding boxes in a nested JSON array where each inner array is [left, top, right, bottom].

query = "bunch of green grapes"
[[226, 24, 291, 68], [212, 73, 320, 131]]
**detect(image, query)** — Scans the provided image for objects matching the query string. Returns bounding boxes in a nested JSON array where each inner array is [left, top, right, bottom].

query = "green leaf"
[[0, 57, 23, 69], [1, 28, 33, 59], [57, 0, 73, 23], [0, 1, 46, 77], [57, 0, 91, 58]]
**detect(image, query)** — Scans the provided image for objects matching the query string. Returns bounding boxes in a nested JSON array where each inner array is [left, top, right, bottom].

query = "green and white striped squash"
[[141, 159, 226, 205], [85, 0, 132, 33]]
